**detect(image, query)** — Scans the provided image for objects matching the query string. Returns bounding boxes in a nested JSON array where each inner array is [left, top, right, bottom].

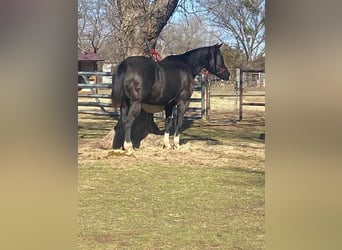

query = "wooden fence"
[[237, 69, 265, 121], [78, 69, 265, 121], [78, 72, 205, 119], [78, 71, 115, 116]]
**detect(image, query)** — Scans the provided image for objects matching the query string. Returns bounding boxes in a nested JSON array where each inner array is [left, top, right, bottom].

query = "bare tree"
[[157, 16, 217, 56], [114, 0, 179, 56], [198, 0, 265, 65], [77, 0, 181, 62], [78, 0, 116, 54]]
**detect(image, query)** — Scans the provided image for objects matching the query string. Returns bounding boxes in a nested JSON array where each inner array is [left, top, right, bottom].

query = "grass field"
[[78, 109, 265, 249]]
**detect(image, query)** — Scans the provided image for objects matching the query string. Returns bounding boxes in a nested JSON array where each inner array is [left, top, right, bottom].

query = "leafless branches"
[[197, 0, 265, 63], [78, 0, 265, 67]]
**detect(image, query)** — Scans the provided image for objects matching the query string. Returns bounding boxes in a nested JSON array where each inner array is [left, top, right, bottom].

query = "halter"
[[210, 47, 227, 75]]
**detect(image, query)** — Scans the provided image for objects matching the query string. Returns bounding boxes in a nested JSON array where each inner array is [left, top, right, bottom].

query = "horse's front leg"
[[122, 100, 141, 153], [163, 105, 174, 150]]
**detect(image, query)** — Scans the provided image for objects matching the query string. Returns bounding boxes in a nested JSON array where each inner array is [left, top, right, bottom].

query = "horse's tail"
[[111, 64, 125, 108]]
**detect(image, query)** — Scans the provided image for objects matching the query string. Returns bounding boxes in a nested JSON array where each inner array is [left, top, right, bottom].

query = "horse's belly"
[[141, 103, 164, 113]]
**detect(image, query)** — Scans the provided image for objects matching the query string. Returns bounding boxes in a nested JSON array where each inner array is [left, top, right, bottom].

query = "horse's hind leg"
[[121, 100, 141, 153], [163, 105, 174, 149]]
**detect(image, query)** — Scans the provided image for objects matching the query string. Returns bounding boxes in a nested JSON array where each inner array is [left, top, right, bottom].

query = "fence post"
[[200, 73, 206, 119], [205, 75, 210, 120], [237, 68, 243, 121]]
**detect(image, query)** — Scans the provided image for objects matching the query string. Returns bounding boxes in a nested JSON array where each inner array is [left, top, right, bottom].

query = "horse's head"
[[207, 43, 230, 80]]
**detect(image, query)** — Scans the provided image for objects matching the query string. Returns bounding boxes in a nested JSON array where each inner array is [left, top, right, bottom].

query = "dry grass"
[[79, 121, 264, 171]]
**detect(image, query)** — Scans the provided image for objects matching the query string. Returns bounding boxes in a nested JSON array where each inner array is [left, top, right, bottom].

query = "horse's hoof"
[[163, 144, 172, 150], [125, 148, 134, 155], [123, 141, 133, 151], [173, 144, 180, 150]]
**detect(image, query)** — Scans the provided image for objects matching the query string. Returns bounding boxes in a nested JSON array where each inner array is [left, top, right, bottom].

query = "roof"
[[78, 49, 104, 61]]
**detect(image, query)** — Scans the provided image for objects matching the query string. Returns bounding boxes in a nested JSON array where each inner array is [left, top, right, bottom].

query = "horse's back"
[[114, 56, 157, 104], [119, 56, 156, 72]]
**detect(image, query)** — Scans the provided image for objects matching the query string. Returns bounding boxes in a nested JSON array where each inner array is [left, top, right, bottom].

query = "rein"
[[210, 47, 227, 75]]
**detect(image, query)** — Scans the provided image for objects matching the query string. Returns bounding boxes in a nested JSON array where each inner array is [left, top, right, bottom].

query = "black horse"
[[112, 43, 230, 152]]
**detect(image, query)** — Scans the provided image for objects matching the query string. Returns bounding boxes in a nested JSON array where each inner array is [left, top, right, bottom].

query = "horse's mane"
[[163, 45, 212, 61], [161, 45, 215, 77]]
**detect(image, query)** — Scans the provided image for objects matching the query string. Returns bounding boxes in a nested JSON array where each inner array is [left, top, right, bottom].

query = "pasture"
[[78, 107, 265, 249]]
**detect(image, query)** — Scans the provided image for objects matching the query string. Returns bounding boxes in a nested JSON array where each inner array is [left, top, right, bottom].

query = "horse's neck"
[[163, 48, 209, 77], [184, 50, 209, 77]]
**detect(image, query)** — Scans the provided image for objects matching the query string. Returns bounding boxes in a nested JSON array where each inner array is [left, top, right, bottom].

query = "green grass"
[[78, 113, 265, 249], [181, 125, 264, 144], [78, 162, 264, 249]]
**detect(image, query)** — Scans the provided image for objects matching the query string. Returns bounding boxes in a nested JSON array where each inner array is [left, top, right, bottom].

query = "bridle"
[[210, 47, 227, 75]]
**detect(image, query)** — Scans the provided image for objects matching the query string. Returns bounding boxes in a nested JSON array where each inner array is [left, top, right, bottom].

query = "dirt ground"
[[78, 109, 265, 171]]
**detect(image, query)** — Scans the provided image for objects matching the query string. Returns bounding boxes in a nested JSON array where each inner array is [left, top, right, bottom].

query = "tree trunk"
[[113, 0, 179, 149]]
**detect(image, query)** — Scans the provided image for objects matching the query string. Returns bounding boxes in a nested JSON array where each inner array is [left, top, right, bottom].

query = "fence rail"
[[78, 72, 205, 119], [237, 69, 265, 121], [78, 71, 117, 116], [78, 69, 265, 121], [78, 84, 112, 88]]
